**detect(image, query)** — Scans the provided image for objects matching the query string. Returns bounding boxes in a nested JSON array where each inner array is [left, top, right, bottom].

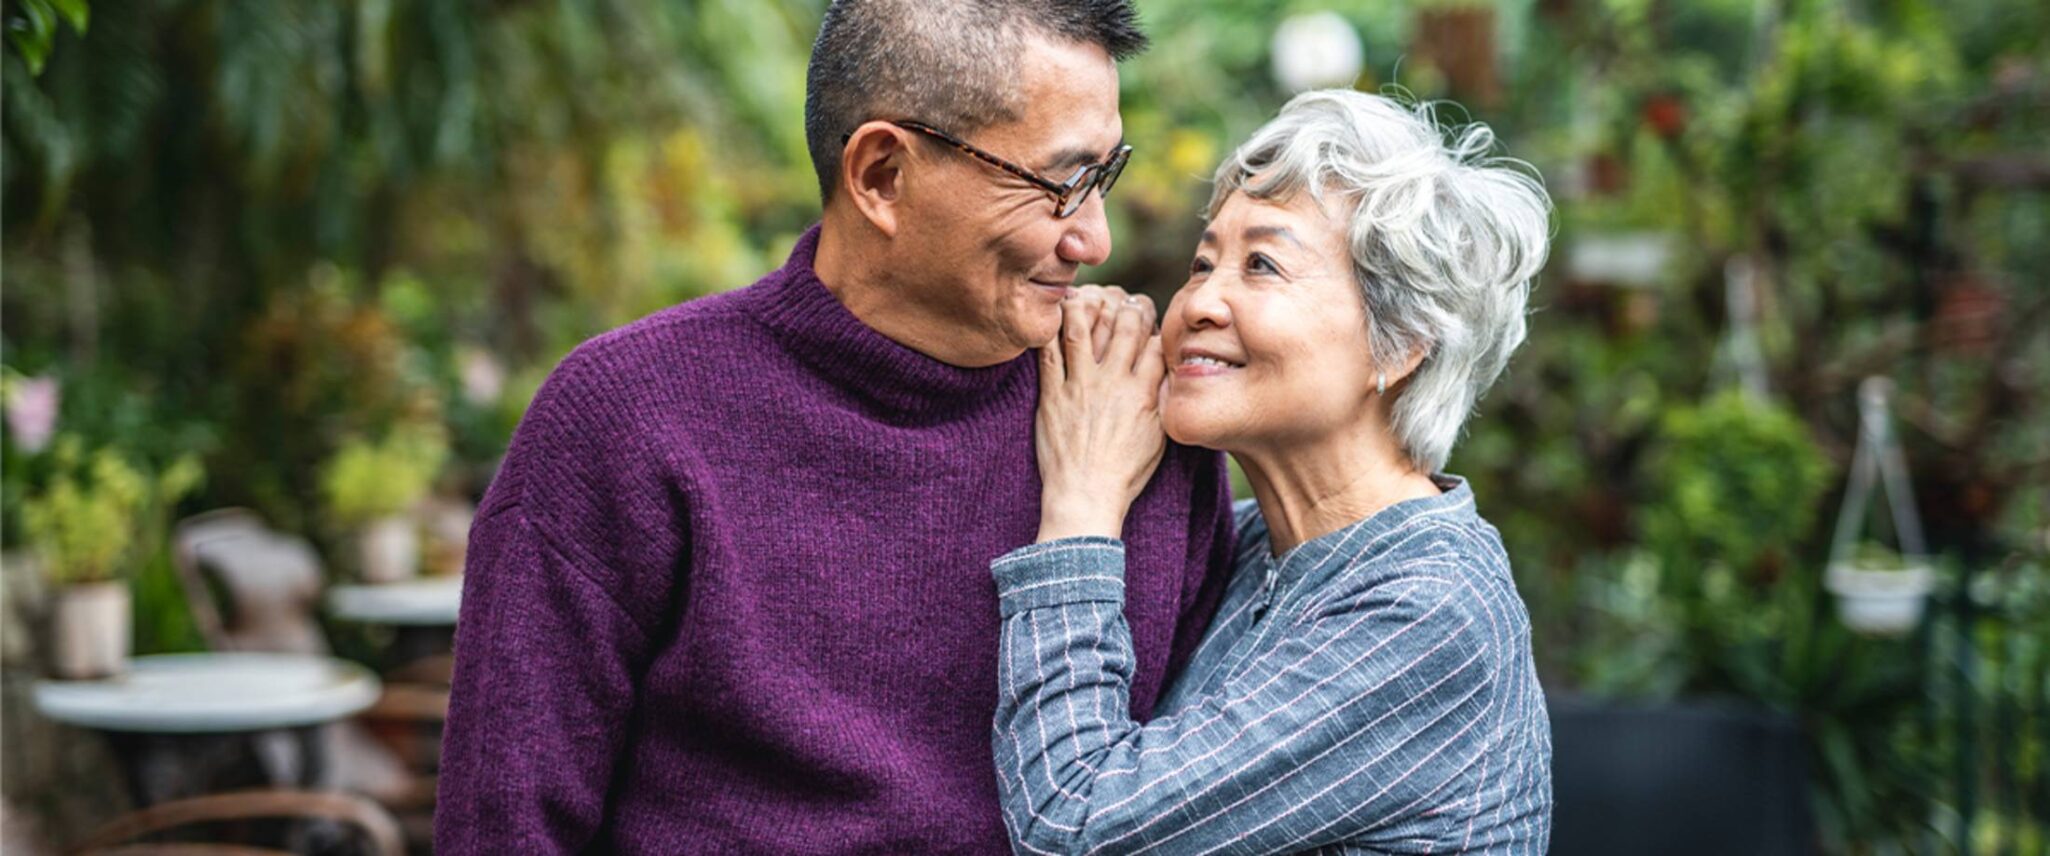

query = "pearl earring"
[[1377, 372, 1387, 396]]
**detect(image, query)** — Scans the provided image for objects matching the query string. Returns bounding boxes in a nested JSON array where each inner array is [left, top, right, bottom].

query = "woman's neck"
[[1233, 421, 1440, 556]]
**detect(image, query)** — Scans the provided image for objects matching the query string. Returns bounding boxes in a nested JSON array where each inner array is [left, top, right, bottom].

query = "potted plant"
[[20, 438, 202, 679], [320, 427, 447, 584], [1545, 391, 1833, 854]]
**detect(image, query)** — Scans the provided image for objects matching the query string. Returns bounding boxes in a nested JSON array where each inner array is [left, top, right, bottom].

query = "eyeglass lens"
[[1056, 150, 1130, 218]]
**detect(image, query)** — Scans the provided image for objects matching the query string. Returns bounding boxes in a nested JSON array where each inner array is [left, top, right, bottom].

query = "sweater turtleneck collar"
[[753, 225, 1032, 417]]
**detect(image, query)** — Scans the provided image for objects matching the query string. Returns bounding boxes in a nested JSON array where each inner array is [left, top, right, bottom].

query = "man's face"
[[893, 36, 1123, 367]]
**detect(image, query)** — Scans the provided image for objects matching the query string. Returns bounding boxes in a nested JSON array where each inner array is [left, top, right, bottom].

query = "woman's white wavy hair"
[[1207, 89, 1552, 473]]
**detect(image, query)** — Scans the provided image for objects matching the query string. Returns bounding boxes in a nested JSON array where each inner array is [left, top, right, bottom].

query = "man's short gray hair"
[[1207, 89, 1552, 473], [805, 0, 1148, 203]]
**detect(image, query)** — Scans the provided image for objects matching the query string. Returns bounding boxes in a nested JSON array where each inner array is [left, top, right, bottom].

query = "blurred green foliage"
[[319, 425, 448, 527], [18, 436, 200, 586], [3, 0, 2046, 849], [1, 0, 87, 75], [1642, 390, 1832, 577]]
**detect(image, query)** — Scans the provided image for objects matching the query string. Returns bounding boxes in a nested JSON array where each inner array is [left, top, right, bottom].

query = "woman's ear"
[[1382, 343, 1430, 393], [839, 122, 911, 238]]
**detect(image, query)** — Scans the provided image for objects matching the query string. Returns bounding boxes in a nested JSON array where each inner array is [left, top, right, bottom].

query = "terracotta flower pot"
[[358, 516, 421, 584], [51, 581, 130, 680]]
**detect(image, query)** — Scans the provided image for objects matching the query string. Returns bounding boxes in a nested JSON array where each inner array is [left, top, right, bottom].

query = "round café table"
[[325, 576, 463, 627], [326, 576, 463, 668], [33, 652, 382, 805]]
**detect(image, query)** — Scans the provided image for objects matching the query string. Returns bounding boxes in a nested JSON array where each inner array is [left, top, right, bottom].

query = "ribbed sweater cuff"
[[991, 537, 1126, 618]]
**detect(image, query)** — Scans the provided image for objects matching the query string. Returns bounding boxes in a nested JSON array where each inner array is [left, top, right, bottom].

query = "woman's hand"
[[1070, 284, 1157, 358], [1034, 289, 1168, 543]]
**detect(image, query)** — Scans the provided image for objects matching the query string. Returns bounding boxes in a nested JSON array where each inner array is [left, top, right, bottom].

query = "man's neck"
[[812, 217, 1011, 368]]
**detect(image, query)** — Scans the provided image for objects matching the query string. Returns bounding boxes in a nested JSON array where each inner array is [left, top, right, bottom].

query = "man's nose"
[[1055, 193, 1113, 267]]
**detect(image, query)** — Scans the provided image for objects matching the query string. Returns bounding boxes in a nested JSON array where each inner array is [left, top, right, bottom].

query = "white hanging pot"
[[51, 581, 130, 680], [1823, 378, 1936, 637], [357, 516, 421, 584], [1825, 559, 1933, 636]]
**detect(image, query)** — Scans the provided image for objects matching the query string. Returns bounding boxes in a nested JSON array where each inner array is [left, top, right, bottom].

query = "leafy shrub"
[[20, 436, 202, 586], [318, 426, 447, 527]]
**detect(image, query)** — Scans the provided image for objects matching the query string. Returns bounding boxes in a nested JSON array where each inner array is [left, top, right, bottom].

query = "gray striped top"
[[990, 475, 1551, 855]]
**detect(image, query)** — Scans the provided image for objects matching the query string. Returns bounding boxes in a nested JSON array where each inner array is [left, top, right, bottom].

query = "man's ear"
[[840, 122, 913, 238]]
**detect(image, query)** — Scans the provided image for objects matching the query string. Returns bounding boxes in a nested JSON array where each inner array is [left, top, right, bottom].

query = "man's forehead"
[[1003, 36, 1123, 166]]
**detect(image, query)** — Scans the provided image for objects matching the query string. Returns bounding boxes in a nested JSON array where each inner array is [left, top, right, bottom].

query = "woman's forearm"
[[991, 537, 1139, 853]]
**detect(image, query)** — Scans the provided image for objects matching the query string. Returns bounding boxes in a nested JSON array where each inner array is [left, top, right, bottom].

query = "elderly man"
[[433, 1, 1235, 852]]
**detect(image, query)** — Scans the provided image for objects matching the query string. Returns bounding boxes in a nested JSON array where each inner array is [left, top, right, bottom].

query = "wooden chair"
[[168, 510, 446, 844], [70, 788, 403, 855]]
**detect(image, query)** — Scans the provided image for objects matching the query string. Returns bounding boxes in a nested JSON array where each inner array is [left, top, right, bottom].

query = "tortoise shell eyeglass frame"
[[842, 119, 1132, 218]]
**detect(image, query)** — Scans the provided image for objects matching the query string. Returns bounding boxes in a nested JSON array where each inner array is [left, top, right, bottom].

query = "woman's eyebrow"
[[1244, 225, 1305, 249]]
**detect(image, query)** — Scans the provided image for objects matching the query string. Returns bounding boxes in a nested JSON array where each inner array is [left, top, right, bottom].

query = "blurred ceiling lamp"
[[1272, 12, 1364, 93], [1823, 377, 1935, 636]]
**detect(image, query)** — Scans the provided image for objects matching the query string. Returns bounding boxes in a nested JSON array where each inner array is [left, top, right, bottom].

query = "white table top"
[[326, 576, 464, 626], [33, 653, 383, 733]]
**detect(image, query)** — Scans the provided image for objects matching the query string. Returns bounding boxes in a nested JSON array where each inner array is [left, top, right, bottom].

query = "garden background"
[[2, 0, 2045, 852]]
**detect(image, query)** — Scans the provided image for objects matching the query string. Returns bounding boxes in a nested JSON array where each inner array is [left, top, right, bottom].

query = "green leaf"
[[7, 26, 53, 76], [50, 0, 86, 33]]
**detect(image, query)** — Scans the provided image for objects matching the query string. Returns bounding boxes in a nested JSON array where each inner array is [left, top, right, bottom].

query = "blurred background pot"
[[320, 428, 447, 583], [1550, 697, 1812, 855], [356, 517, 421, 585], [49, 581, 129, 680]]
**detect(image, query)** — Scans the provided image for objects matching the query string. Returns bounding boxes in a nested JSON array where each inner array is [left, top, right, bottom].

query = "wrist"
[[1037, 500, 1125, 542]]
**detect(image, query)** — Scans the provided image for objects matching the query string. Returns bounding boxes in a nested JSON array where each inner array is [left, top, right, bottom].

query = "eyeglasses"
[[847, 120, 1132, 219]]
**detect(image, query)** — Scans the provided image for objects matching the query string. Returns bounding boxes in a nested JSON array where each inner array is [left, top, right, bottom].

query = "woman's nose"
[[1176, 277, 1231, 330]]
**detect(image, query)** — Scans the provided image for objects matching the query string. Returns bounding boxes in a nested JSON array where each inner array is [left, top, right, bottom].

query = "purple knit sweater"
[[435, 226, 1235, 854]]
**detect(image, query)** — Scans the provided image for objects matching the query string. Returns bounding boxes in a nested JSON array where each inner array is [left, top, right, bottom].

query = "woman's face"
[[1160, 190, 1381, 452]]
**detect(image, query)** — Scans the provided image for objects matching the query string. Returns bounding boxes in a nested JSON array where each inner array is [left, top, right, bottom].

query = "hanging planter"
[[1822, 378, 1935, 636], [1826, 552, 1933, 635]]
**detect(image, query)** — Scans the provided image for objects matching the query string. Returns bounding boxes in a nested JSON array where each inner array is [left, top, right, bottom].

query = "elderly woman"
[[989, 90, 1554, 855]]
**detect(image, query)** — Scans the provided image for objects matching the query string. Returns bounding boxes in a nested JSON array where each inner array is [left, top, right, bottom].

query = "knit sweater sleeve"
[[435, 344, 691, 853], [1165, 449, 1235, 685]]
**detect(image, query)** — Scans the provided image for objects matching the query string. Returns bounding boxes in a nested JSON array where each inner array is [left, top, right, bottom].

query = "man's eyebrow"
[[1044, 139, 1125, 174], [1199, 229, 1218, 246], [1245, 225, 1305, 249]]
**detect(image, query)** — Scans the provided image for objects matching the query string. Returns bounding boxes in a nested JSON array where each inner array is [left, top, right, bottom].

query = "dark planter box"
[[1549, 697, 1814, 855]]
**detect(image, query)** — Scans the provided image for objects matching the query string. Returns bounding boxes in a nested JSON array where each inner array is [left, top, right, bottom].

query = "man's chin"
[[1015, 306, 1063, 351]]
